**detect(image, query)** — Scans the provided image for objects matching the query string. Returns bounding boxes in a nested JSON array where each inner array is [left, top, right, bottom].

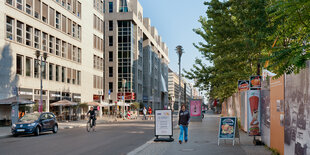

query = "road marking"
[[127, 138, 154, 155]]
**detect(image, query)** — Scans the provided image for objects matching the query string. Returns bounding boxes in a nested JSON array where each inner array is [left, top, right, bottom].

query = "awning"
[[0, 96, 35, 105], [50, 100, 78, 106], [161, 75, 168, 93], [116, 101, 131, 106], [85, 102, 101, 106]]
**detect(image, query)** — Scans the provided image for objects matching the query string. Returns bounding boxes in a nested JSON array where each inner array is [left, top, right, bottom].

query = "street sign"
[[218, 117, 239, 146], [154, 110, 174, 142]]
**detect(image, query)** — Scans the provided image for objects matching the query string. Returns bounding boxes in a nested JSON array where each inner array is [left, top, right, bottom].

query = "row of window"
[[6, 0, 82, 40], [93, 0, 105, 14], [16, 54, 81, 85], [6, 16, 82, 63], [93, 14, 104, 34], [54, 0, 82, 18], [93, 34, 104, 52], [93, 75, 104, 89], [93, 55, 104, 71]]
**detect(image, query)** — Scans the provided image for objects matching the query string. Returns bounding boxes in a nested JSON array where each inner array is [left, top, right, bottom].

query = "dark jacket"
[[178, 110, 190, 126]]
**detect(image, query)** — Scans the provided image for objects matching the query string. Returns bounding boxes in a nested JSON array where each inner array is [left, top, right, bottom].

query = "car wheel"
[[34, 127, 40, 136], [53, 125, 58, 133]]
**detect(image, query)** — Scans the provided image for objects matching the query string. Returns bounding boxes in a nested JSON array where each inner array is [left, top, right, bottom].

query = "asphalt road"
[[0, 120, 157, 155]]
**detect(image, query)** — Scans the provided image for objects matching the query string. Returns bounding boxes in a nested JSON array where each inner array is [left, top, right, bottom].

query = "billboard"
[[190, 99, 202, 117], [247, 90, 261, 136], [250, 76, 262, 90]]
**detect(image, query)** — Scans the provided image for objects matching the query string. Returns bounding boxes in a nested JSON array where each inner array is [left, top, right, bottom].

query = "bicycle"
[[86, 118, 96, 132]]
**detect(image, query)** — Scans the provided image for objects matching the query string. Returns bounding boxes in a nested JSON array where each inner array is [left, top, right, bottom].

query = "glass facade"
[[118, 20, 133, 92]]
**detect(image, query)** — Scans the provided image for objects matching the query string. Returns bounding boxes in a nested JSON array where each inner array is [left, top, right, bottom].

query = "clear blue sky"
[[139, 0, 209, 81]]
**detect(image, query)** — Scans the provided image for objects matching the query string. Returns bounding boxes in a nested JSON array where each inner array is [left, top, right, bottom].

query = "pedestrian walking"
[[178, 104, 190, 144], [143, 107, 147, 120], [148, 107, 152, 120]]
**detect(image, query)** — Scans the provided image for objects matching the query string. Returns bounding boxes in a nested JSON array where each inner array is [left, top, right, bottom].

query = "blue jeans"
[[179, 125, 188, 142]]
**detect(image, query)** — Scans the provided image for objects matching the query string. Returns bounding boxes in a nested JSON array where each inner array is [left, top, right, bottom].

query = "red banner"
[[117, 92, 136, 100]]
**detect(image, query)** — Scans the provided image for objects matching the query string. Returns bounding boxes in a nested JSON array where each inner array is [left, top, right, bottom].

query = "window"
[[109, 20, 113, 31], [72, 22, 76, 37], [26, 25, 32, 46], [67, 43, 72, 60], [93, 14, 96, 29], [77, 48, 81, 63], [16, 21, 23, 43], [42, 32, 47, 51], [109, 51, 113, 62], [93, 55, 96, 68], [56, 12, 61, 29], [67, 0, 71, 10], [26, 0, 33, 15], [26, 57, 32, 77], [34, 59, 39, 78], [34, 0, 41, 19], [62, 15, 66, 33], [77, 2, 81, 17], [16, 55, 23, 75], [61, 66, 66, 82], [109, 2, 113, 13], [62, 41, 66, 58], [6, 16, 14, 40], [6, 0, 13, 5], [62, 0, 66, 7], [49, 63, 53, 80], [42, 3, 48, 23], [109, 67, 113, 77], [16, 0, 23, 10], [49, 8, 55, 26], [100, 57, 103, 70], [56, 65, 59, 81], [109, 82, 113, 92], [67, 19, 72, 35], [109, 36, 113, 46], [49, 35, 54, 54], [56, 38, 60, 56], [34, 29, 40, 49], [77, 25, 81, 39], [77, 71, 81, 85], [72, 69, 76, 84], [72, 46, 77, 61], [119, 0, 128, 12], [67, 68, 71, 83], [42, 62, 47, 79]]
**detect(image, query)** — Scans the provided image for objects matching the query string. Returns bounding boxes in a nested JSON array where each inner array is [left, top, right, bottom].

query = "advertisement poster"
[[218, 117, 236, 139], [250, 76, 262, 90], [155, 110, 172, 136], [247, 90, 261, 136], [190, 99, 202, 117], [238, 80, 250, 91]]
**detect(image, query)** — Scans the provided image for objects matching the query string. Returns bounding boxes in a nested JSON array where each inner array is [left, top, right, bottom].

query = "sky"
[[139, 0, 209, 84]]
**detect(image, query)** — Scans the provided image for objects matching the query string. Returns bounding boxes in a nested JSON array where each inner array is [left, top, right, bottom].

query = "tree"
[[264, 0, 310, 78], [184, 0, 272, 101]]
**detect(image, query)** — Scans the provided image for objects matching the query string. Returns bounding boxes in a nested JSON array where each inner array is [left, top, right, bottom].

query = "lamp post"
[[35, 50, 48, 112], [176, 45, 184, 113], [122, 79, 126, 120]]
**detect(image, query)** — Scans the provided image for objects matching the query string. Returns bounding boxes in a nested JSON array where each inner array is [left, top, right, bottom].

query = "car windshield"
[[20, 113, 40, 122]]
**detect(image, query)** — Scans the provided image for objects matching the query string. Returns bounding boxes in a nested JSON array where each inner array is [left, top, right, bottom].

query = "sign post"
[[218, 116, 239, 146], [154, 110, 174, 142]]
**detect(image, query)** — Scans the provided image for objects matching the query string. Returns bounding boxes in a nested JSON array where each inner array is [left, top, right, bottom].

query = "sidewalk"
[[0, 116, 143, 138], [128, 112, 272, 155]]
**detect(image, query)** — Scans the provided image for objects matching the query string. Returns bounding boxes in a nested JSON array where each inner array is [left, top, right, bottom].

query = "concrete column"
[[99, 96, 103, 118]]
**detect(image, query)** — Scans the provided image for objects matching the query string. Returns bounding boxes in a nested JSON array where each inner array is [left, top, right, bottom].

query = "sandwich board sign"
[[218, 116, 240, 145], [154, 110, 174, 142]]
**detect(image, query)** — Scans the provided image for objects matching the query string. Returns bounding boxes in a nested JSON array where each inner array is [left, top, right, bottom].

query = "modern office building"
[[103, 0, 169, 111], [0, 0, 104, 119], [168, 68, 185, 110]]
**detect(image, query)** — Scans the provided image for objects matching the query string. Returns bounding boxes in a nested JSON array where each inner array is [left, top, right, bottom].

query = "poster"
[[190, 99, 202, 117], [238, 80, 250, 91], [247, 90, 261, 136], [218, 117, 237, 139], [155, 110, 172, 136], [250, 76, 262, 90]]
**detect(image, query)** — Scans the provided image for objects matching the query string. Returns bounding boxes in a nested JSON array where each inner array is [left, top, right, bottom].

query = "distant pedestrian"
[[148, 107, 152, 120], [143, 107, 147, 120], [178, 104, 190, 144]]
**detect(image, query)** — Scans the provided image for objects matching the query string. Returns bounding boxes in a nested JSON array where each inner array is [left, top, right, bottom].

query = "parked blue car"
[[11, 112, 58, 136]]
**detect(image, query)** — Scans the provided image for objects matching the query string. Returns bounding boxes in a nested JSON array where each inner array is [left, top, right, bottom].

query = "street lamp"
[[122, 79, 126, 120], [35, 50, 48, 112], [176, 45, 184, 113]]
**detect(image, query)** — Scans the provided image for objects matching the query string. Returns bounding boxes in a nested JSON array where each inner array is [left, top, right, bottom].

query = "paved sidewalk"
[[128, 113, 272, 155]]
